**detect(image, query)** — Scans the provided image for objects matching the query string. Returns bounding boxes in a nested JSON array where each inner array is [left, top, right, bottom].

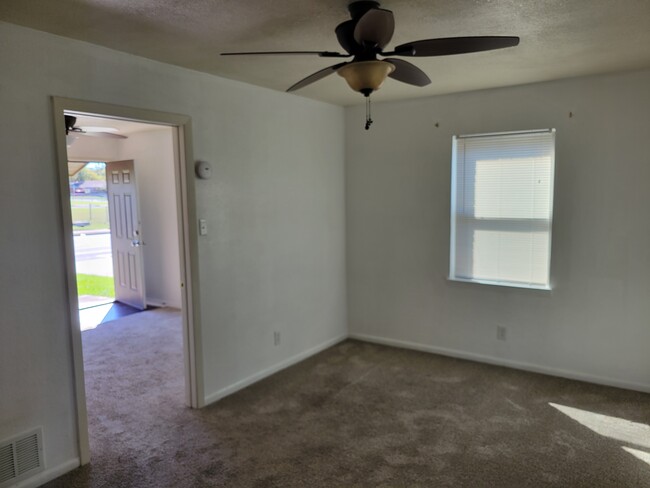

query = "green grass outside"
[[71, 197, 110, 231], [77, 274, 115, 298]]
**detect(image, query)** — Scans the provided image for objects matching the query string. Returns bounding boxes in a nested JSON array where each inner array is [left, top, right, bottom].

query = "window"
[[449, 129, 555, 289]]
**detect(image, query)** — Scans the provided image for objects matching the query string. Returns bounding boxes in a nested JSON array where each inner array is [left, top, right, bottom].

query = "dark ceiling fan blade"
[[384, 58, 431, 87], [221, 50, 350, 58], [79, 131, 127, 139], [287, 62, 348, 92], [353, 8, 395, 49], [335, 20, 358, 54], [389, 36, 520, 57]]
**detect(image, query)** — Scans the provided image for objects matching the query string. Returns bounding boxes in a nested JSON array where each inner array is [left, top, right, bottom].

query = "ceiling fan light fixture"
[[337, 60, 395, 95], [222, 1, 520, 128]]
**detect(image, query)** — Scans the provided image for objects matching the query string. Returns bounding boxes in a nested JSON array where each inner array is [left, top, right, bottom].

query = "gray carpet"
[[44, 308, 650, 487]]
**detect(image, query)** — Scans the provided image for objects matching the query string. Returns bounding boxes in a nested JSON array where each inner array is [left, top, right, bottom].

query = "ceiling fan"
[[222, 1, 519, 128], [65, 115, 127, 144]]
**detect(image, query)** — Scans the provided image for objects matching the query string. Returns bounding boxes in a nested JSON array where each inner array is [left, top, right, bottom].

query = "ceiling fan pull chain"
[[365, 96, 373, 130]]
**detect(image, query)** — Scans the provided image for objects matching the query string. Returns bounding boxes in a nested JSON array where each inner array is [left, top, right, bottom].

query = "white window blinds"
[[450, 129, 555, 289]]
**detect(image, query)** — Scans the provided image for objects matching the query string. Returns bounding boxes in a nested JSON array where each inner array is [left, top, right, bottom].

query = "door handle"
[[131, 239, 145, 247]]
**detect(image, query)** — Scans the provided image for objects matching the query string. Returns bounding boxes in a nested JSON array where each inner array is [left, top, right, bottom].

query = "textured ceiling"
[[2, 0, 650, 106]]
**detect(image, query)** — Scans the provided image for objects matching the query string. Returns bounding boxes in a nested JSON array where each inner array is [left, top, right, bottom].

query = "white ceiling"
[[3, 0, 650, 106]]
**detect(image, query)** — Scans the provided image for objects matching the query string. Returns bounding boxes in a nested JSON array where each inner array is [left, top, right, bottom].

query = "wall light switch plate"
[[199, 219, 208, 236]]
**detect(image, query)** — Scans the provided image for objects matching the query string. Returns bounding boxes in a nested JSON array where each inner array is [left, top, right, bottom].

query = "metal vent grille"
[[16, 434, 40, 475], [0, 428, 43, 487], [0, 445, 16, 484]]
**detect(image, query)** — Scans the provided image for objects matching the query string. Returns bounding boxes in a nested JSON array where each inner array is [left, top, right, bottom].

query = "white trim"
[[349, 333, 650, 394], [546, 130, 557, 290], [13, 458, 80, 488], [51, 97, 203, 466], [455, 128, 554, 139], [447, 276, 552, 291], [448, 136, 458, 279], [204, 335, 348, 406]]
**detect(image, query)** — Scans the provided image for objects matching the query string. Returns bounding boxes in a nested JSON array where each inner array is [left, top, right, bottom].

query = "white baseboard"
[[204, 330, 650, 406], [14, 458, 80, 488], [349, 333, 650, 394], [204, 334, 348, 406]]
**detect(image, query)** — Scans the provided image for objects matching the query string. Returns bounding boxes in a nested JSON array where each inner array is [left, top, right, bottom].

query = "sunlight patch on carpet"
[[622, 446, 650, 467], [549, 402, 650, 450]]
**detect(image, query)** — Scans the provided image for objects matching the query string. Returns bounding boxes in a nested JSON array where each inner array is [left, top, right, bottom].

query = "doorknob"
[[131, 239, 145, 247]]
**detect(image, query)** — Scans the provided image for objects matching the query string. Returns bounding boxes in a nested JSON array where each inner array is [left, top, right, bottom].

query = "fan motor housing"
[[348, 1, 381, 20]]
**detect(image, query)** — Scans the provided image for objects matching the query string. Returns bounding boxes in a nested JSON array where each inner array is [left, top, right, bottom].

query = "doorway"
[[66, 113, 174, 330], [53, 98, 204, 465]]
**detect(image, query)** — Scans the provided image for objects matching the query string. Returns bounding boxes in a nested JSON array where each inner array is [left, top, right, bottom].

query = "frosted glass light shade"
[[337, 61, 395, 94]]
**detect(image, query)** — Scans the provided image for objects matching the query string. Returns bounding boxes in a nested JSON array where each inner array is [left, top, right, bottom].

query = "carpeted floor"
[[44, 308, 650, 487]]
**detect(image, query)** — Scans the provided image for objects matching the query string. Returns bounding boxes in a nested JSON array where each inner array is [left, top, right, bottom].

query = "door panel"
[[106, 160, 146, 310]]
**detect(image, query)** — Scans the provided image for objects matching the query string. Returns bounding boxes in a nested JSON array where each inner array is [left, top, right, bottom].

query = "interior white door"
[[106, 160, 146, 310]]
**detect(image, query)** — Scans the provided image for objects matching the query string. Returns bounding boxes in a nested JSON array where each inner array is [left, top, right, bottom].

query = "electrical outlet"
[[497, 326, 507, 341], [273, 331, 280, 346]]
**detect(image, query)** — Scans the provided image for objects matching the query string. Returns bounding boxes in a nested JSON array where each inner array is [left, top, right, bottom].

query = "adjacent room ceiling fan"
[[222, 1, 519, 128], [65, 115, 127, 143]]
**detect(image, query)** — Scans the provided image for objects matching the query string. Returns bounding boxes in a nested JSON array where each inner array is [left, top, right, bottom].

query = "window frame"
[[448, 128, 556, 291]]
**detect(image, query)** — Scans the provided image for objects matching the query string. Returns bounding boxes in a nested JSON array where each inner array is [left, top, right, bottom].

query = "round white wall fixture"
[[195, 160, 212, 179]]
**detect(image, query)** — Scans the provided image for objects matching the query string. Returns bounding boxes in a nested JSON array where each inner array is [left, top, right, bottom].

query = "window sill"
[[447, 276, 552, 291]]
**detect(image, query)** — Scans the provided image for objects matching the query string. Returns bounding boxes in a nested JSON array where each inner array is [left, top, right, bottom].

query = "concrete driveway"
[[74, 231, 113, 277]]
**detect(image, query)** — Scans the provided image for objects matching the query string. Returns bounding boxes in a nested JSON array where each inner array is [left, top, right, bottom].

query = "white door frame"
[[52, 97, 205, 465]]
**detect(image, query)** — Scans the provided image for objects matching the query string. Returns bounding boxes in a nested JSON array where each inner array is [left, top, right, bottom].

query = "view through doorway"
[[66, 114, 180, 330], [69, 160, 139, 330]]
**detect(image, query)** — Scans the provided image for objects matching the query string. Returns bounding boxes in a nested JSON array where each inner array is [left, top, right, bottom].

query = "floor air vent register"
[[0, 428, 43, 487]]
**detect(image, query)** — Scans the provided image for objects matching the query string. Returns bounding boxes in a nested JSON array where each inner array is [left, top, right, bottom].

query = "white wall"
[[0, 21, 346, 484], [346, 69, 650, 392], [66, 135, 120, 162], [119, 129, 182, 308]]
